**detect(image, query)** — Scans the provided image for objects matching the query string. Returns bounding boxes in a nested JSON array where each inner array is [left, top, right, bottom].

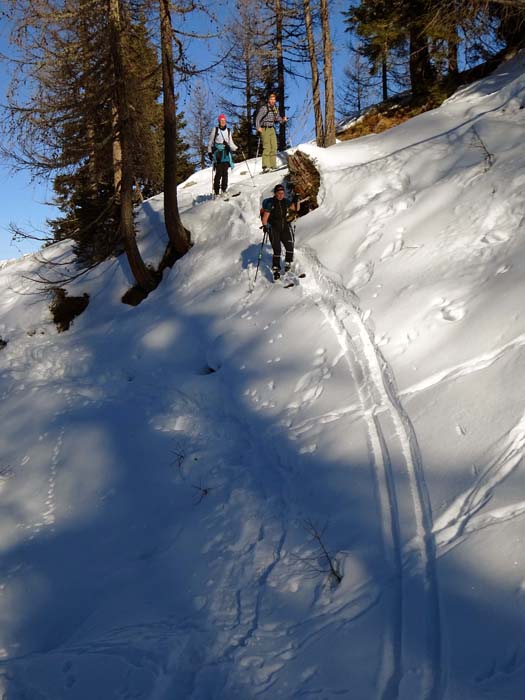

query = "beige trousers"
[[261, 127, 277, 169]]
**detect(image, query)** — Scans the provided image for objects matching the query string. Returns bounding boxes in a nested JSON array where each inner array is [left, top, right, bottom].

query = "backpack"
[[252, 102, 269, 129], [260, 197, 274, 223], [261, 195, 296, 226]]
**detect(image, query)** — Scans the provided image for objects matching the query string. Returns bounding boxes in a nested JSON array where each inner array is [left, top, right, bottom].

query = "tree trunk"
[[275, 0, 287, 151], [79, 12, 98, 191], [159, 0, 191, 257], [108, 0, 155, 291], [320, 0, 335, 146], [448, 27, 459, 79], [409, 24, 433, 96], [303, 0, 324, 146], [112, 103, 122, 196], [245, 62, 254, 158], [381, 47, 388, 101]]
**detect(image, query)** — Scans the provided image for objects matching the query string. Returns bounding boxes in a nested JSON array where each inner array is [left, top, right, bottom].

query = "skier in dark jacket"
[[261, 183, 300, 280], [255, 93, 287, 172], [208, 114, 238, 197]]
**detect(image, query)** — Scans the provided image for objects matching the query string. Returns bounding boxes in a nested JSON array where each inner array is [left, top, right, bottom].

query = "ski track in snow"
[[428, 409, 525, 558], [285, 331, 525, 441], [291, 246, 442, 700], [401, 333, 525, 400], [178, 174, 446, 697]]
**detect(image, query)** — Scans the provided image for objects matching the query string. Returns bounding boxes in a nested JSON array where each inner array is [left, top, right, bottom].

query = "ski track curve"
[[429, 408, 525, 558], [294, 245, 442, 700], [283, 331, 525, 443]]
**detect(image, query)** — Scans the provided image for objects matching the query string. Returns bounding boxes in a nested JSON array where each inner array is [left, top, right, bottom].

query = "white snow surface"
[[1, 54, 525, 700]]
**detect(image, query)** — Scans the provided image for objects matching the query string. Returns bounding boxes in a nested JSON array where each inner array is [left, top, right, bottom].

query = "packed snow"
[[1, 53, 525, 700]]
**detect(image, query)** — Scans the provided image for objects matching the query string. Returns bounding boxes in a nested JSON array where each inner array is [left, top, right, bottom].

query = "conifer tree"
[[109, 0, 155, 291], [159, 0, 192, 256], [339, 45, 375, 116], [3, 0, 165, 281], [186, 81, 214, 169], [301, 0, 335, 147], [344, 1, 405, 101], [320, 0, 335, 146], [303, 0, 324, 145], [219, 0, 270, 158]]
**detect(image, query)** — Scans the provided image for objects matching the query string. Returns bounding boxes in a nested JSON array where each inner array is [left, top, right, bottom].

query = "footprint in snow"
[[244, 384, 275, 411], [356, 229, 383, 256], [374, 332, 391, 347], [394, 198, 412, 213], [347, 261, 374, 290], [285, 349, 330, 422], [299, 443, 317, 454], [380, 232, 404, 260], [479, 230, 510, 246], [439, 301, 466, 322]]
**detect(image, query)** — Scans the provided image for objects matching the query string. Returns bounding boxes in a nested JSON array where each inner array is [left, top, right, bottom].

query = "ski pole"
[[211, 160, 215, 197], [253, 226, 268, 286], [239, 147, 256, 187], [255, 137, 261, 171]]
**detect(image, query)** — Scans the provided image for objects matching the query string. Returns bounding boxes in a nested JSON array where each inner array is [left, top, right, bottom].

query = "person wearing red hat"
[[207, 114, 238, 198]]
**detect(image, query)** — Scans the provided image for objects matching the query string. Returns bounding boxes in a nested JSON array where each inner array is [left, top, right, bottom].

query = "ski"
[[261, 165, 288, 174], [280, 271, 306, 288]]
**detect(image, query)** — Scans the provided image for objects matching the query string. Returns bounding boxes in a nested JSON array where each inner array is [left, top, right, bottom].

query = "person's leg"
[[269, 226, 282, 272], [261, 129, 273, 170], [213, 165, 221, 195], [282, 223, 294, 266], [219, 162, 228, 192], [268, 128, 277, 169]]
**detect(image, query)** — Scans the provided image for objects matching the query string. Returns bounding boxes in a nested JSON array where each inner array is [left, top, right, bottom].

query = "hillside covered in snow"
[[1, 53, 525, 700]]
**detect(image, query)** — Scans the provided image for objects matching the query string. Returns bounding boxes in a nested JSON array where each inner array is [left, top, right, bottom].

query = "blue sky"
[[0, 18, 59, 260], [0, 1, 349, 261], [0, 169, 57, 260]]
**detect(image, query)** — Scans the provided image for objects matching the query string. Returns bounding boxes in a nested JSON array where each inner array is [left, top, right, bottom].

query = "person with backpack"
[[261, 183, 300, 280], [208, 114, 238, 197], [255, 94, 288, 173]]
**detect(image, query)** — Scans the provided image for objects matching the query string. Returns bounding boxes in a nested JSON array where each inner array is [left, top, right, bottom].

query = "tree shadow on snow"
[[1, 284, 524, 700]]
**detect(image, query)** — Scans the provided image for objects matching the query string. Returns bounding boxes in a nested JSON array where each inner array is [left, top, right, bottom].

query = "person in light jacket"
[[208, 114, 238, 197]]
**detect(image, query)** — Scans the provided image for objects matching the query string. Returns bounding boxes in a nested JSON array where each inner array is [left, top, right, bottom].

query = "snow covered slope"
[[1, 53, 525, 700]]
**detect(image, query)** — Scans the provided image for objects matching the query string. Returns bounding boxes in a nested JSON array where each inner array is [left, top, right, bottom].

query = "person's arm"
[[228, 131, 238, 152], [207, 128, 216, 154]]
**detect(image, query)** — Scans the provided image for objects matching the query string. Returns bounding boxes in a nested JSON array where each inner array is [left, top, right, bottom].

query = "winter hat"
[[218, 114, 226, 122], [273, 184, 285, 193]]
